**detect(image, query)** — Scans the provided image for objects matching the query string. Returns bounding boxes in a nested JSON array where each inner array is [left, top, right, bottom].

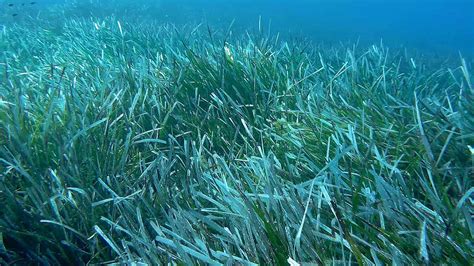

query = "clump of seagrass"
[[0, 16, 473, 265]]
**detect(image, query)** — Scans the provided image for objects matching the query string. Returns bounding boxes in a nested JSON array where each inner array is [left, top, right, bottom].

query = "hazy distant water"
[[161, 0, 474, 56], [1, 0, 473, 56]]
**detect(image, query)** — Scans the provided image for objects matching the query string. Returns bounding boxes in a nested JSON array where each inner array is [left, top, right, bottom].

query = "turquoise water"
[[164, 0, 474, 55], [2, 0, 473, 55]]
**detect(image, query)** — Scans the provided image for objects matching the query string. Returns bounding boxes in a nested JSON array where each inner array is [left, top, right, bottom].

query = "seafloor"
[[0, 3, 473, 265]]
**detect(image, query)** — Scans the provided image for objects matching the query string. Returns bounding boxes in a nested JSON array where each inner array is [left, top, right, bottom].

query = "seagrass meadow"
[[0, 15, 473, 265]]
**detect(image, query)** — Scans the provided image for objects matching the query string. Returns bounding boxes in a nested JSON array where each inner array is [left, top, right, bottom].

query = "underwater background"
[[165, 0, 474, 56], [0, 0, 473, 265], [1, 0, 474, 55]]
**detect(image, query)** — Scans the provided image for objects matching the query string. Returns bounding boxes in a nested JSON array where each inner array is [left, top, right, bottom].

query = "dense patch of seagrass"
[[0, 16, 473, 264]]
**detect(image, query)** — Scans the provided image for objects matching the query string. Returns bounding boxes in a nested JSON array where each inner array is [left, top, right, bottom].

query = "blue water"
[[162, 0, 474, 56], [2, 0, 473, 56]]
